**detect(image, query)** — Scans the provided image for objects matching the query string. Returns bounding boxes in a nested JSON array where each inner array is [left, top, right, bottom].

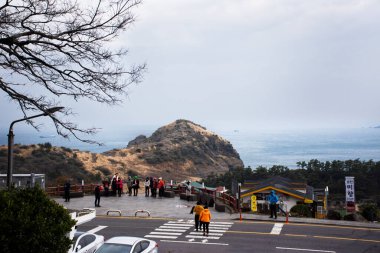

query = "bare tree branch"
[[0, 0, 145, 144]]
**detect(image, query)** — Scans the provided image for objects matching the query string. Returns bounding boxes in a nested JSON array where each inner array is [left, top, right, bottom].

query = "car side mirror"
[[76, 245, 82, 252]]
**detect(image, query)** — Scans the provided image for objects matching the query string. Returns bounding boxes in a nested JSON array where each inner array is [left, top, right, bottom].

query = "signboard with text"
[[345, 176, 355, 212], [251, 195, 257, 212]]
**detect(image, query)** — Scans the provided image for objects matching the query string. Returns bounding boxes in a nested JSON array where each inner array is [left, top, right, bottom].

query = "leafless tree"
[[0, 0, 145, 143]]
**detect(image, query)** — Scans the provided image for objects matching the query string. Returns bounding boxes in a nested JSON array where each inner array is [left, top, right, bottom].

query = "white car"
[[95, 236, 158, 253], [69, 232, 105, 253]]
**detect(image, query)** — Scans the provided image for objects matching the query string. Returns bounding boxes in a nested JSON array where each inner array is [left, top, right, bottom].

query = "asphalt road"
[[78, 216, 380, 253]]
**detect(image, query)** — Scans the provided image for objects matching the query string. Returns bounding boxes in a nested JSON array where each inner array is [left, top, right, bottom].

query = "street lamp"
[[7, 107, 64, 189]]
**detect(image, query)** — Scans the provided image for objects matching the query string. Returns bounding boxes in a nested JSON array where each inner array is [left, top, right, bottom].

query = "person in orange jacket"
[[193, 201, 204, 231], [199, 205, 211, 236]]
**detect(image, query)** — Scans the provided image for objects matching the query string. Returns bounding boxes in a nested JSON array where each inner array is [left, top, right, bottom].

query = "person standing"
[[117, 178, 123, 197], [185, 181, 192, 201], [127, 176, 133, 196], [268, 190, 279, 219], [144, 177, 150, 197], [158, 177, 165, 198], [64, 180, 70, 202], [199, 205, 211, 236], [193, 201, 204, 231], [132, 176, 140, 196], [151, 178, 158, 197], [95, 185, 101, 207]]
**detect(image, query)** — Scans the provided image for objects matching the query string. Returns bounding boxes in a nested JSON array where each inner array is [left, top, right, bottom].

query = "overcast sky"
[[1, 0, 380, 138]]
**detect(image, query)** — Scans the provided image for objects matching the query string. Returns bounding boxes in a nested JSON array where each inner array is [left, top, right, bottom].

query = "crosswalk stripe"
[[160, 226, 191, 230], [211, 222, 233, 225], [169, 221, 193, 224], [270, 223, 284, 235], [145, 235, 178, 239], [197, 229, 228, 233], [186, 235, 220, 240], [163, 223, 193, 227], [208, 224, 232, 228], [150, 232, 182, 236], [155, 228, 187, 232], [190, 232, 223, 236]]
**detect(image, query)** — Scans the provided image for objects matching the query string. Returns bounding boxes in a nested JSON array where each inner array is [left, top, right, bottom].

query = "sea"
[[1, 127, 380, 169]]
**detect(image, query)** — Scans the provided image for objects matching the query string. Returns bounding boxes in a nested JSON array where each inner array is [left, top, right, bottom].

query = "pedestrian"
[[199, 205, 211, 236], [103, 179, 109, 197], [95, 184, 101, 207], [268, 190, 279, 219], [193, 201, 204, 231], [144, 177, 150, 197], [151, 177, 158, 197], [158, 177, 165, 198], [185, 181, 191, 201], [117, 177, 123, 197], [132, 176, 140, 196], [127, 176, 133, 196], [64, 180, 70, 202]]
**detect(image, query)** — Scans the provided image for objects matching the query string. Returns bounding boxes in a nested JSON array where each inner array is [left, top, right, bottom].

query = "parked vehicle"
[[69, 232, 104, 253], [95, 236, 158, 253]]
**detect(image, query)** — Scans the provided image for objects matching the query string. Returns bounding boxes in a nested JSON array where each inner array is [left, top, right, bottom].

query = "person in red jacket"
[[199, 205, 211, 236], [157, 177, 165, 198], [116, 178, 123, 197]]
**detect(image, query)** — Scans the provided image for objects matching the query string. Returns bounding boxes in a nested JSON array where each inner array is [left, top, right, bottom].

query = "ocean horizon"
[[1, 127, 380, 169]]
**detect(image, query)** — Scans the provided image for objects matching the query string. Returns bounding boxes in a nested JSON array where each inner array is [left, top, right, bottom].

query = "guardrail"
[[217, 192, 238, 211], [107, 210, 122, 216], [135, 210, 151, 217], [46, 184, 101, 196]]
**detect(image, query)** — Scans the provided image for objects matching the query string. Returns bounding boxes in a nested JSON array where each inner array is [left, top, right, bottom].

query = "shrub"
[[343, 213, 356, 221], [327, 210, 341, 220], [360, 204, 378, 222], [0, 187, 76, 253], [290, 204, 312, 217]]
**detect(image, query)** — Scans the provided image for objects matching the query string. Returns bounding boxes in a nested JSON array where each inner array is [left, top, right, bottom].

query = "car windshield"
[[72, 232, 83, 245], [96, 243, 132, 253]]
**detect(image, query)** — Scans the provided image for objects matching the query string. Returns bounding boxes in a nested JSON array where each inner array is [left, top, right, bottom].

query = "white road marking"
[[208, 224, 232, 228], [205, 229, 229, 233], [160, 226, 191, 230], [190, 232, 223, 236], [161, 240, 228, 246], [144, 235, 178, 239], [163, 223, 193, 227], [270, 223, 284, 235], [155, 228, 187, 232], [188, 239, 195, 242], [211, 222, 233, 225], [276, 247, 336, 253], [150, 232, 182, 236], [86, 225, 107, 234], [185, 235, 220, 240]]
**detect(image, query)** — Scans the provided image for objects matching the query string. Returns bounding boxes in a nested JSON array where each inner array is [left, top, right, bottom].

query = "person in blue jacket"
[[268, 190, 279, 219]]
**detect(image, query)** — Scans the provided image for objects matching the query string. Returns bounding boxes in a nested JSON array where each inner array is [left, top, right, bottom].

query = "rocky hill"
[[0, 120, 244, 184]]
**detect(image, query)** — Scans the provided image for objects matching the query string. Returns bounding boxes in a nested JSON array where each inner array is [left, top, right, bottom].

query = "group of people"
[[142, 176, 166, 197], [191, 201, 212, 237], [93, 174, 167, 207]]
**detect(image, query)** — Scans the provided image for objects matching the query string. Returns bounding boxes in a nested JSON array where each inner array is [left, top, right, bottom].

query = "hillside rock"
[[123, 119, 244, 178], [0, 120, 244, 183]]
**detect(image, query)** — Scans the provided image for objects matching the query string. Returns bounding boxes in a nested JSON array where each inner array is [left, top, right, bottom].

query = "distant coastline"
[[1, 127, 380, 169]]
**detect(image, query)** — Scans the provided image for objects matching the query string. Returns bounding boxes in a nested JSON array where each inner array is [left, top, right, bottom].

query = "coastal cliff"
[[0, 120, 244, 183]]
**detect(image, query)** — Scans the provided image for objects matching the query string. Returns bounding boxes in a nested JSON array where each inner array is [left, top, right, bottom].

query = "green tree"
[[0, 187, 76, 253]]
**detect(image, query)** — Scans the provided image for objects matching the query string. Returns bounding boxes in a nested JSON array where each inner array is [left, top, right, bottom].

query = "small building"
[[240, 176, 314, 213], [0, 173, 45, 189]]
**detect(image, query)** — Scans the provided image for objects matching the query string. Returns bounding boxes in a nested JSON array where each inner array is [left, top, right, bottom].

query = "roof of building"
[[241, 176, 314, 203]]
